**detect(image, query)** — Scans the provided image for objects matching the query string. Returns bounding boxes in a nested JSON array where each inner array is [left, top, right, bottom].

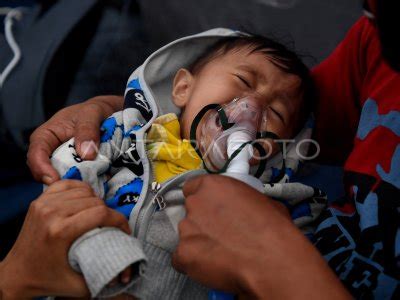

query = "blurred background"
[[0, 0, 361, 259]]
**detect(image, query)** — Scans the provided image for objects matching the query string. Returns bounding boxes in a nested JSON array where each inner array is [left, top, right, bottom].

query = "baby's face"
[[172, 47, 304, 146]]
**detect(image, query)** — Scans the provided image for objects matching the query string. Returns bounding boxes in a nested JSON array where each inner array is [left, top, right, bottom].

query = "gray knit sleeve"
[[68, 227, 147, 298]]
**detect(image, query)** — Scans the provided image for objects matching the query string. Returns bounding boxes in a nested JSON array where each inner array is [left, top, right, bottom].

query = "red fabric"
[[312, 16, 400, 181], [312, 18, 400, 296]]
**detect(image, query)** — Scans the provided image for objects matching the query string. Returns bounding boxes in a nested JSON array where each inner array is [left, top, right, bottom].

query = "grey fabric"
[[263, 182, 316, 203], [127, 241, 208, 300], [69, 227, 147, 298], [294, 202, 326, 229], [145, 209, 180, 252], [125, 171, 209, 299], [180, 277, 209, 300], [263, 182, 328, 234]]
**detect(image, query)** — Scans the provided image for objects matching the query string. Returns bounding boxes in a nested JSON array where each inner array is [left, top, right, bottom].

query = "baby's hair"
[[189, 34, 315, 133]]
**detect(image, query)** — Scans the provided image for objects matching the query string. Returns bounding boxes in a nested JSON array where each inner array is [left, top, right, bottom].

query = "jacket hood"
[[124, 28, 313, 183], [124, 28, 240, 118]]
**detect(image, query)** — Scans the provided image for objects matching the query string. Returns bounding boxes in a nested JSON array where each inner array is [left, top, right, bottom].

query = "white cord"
[[0, 8, 23, 88], [363, 9, 375, 20], [0, 7, 13, 15]]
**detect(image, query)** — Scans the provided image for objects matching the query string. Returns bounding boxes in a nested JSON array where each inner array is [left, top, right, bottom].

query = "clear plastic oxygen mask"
[[190, 94, 279, 191]]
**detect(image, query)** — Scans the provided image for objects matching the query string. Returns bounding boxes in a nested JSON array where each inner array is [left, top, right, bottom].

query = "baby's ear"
[[172, 68, 193, 108]]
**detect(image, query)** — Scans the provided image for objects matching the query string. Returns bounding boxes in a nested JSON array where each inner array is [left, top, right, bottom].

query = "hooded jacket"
[[51, 28, 324, 298]]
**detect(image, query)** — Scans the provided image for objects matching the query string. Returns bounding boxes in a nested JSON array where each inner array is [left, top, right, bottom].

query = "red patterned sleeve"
[[312, 17, 372, 165]]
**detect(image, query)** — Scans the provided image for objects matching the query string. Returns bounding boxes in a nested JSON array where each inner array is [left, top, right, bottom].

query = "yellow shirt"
[[146, 113, 202, 183]]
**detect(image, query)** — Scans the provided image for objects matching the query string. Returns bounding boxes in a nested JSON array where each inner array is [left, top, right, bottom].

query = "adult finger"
[[177, 218, 201, 239], [172, 235, 206, 275], [182, 175, 207, 198], [27, 133, 63, 184], [74, 95, 124, 159], [47, 186, 96, 202], [64, 206, 131, 238], [74, 103, 106, 160], [49, 197, 104, 218], [120, 267, 132, 284], [44, 179, 93, 195]]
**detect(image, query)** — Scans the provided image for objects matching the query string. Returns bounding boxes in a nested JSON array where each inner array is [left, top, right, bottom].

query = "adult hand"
[[173, 175, 351, 299], [0, 180, 130, 299], [27, 95, 124, 185]]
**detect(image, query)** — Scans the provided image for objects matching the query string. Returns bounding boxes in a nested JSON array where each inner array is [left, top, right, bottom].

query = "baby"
[[50, 29, 325, 298]]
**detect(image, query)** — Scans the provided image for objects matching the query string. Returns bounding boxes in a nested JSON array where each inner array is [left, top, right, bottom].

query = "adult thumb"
[[74, 106, 103, 160]]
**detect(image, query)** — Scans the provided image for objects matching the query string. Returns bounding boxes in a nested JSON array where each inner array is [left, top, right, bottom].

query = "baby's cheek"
[[178, 110, 192, 140], [265, 117, 286, 138]]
